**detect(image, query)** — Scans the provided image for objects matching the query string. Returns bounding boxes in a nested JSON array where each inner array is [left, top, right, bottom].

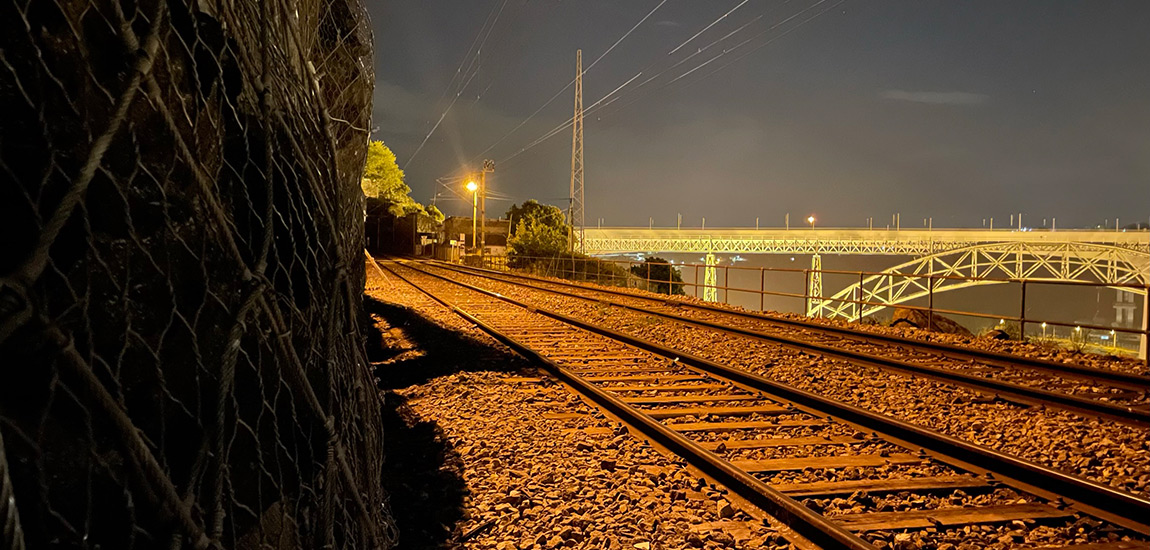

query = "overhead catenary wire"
[[667, 0, 751, 55], [498, 8, 779, 161], [498, 0, 837, 165], [456, 0, 671, 171], [598, 0, 844, 122], [404, 0, 510, 169], [492, 2, 795, 165]]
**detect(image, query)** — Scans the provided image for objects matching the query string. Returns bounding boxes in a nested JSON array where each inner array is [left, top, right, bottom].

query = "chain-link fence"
[[1, 0, 394, 548]]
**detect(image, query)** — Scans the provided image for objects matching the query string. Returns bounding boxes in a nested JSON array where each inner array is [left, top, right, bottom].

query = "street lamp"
[[807, 215, 816, 229], [466, 180, 478, 251], [1041, 322, 1047, 338]]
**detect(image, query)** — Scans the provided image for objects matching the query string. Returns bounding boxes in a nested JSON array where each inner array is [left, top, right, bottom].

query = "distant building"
[[443, 216, 510, 251]]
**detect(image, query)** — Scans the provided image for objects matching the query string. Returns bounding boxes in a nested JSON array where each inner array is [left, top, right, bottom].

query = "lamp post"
[[807, 215, 816, 229], [466, 179, 478, 251]]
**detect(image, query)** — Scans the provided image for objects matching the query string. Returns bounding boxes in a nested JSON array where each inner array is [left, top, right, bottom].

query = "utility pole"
[[569, 49, 586, 254], [480, 159, 494, 260]]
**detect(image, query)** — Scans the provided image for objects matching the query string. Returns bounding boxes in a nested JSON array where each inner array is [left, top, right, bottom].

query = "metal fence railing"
[[1, 1, 394, 548], [496, 255, 1149, 358]]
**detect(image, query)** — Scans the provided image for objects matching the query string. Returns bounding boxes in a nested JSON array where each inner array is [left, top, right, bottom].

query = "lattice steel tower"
[[569, 50, 586, 253]]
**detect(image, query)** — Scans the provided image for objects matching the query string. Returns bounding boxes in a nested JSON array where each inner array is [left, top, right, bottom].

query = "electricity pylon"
[[569, 50, 585, 253]]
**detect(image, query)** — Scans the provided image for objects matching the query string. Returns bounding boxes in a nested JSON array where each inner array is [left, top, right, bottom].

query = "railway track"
[[425, 260, 1150, 428], [378, 259, 1149, 550]]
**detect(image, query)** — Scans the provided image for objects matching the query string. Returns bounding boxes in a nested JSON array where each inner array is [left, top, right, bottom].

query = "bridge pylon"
[[806, 253, 823, 317], [703, 252, 718, 302]]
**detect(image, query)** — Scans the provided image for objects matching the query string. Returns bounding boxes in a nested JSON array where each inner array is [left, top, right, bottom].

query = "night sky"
[[368, 1, 1149, 229]]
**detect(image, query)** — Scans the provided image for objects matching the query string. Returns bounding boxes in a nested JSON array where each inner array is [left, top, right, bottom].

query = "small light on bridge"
[[807, 215, 816, 228]]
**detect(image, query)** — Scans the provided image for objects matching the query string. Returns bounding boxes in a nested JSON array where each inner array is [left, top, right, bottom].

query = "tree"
[[362, 140, 435, 219], [506, 200, 567, 237], [508, 216, 568, 259], [630, 257, 685, 295], [361, 140, 405, 199], [426, 204, 445, 223]]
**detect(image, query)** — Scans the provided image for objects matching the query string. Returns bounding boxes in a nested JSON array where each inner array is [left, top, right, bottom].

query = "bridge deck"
[[581, 227, 1149, 255]]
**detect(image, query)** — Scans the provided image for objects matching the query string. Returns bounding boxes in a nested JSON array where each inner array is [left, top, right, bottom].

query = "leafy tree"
[[361, 140, 435, 219], [426, 204, 445, 223], [630, 257, 685, 295], [506, 200, 567, 237], [508, 216, 568, 259], [361, 140, 405, 199]]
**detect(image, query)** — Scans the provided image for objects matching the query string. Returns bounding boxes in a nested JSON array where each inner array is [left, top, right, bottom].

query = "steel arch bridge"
[[808, 242, 1150, 321]]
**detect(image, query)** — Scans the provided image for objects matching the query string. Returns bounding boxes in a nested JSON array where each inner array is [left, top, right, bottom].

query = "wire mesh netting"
[[0, 0, 394, 548]]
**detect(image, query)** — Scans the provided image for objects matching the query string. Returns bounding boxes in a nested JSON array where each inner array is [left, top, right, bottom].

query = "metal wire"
[[0, 0, 394, 548]]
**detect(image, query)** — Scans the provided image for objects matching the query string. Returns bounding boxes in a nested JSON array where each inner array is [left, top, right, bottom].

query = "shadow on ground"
[[365, 296, 526, 389], [365, 295, 526, 549]]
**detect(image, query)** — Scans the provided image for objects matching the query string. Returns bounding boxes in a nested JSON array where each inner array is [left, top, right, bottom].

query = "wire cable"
[[667, 0, 751, 55], [404, 0, 510, 169]]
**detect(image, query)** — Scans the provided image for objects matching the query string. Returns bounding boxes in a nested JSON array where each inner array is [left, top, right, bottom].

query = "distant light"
[[1041, 322, 1047, 328], [807, 216, 815, 224], [1075, 326, 1082, 332], [999, 319, 1005, 325]]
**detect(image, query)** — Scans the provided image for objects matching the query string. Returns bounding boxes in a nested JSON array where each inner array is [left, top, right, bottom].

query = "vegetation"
[[630, 256, 685, 295], [504, 200, 660, 290], [507, 200, 568, 237], [506, 200, 569, 259], [361, 140, 441, 221]]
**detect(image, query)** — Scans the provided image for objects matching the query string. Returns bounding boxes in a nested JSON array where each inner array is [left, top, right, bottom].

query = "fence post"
[[803, 269, 811, 316], [759, 268, 765, 312], [724, 265, 729, 305], [927, 275, 934, 332], [857, 271, 865, 321], [647, 261, 652, 293], [694, 264, 699, 299], [1019, 280, 1027, 340]]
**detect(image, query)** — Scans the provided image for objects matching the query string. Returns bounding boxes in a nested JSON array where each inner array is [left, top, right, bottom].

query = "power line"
[[667, 0, 750, 55], [494, 2, 792, 165], [404, 0, 510, 169], [585, 0, 669, 73], [504, 0, 839, 160], [453, 0, 670, 173]]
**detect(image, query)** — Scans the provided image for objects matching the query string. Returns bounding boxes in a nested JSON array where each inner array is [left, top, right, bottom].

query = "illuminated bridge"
[[580, 227, 1149, 256], [579, 227, 1150, 324]]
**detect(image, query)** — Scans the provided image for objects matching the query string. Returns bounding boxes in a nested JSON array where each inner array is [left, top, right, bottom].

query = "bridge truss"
[[580, 228, 1149, 256], [808, 242, 1150, 321]]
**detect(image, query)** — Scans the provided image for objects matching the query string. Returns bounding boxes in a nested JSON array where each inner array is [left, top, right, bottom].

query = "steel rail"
[[399, 260, 1150, 533], [440, 260, 1149, 387], [378, 261, 875, 550], [429, 261, 1149, 427]]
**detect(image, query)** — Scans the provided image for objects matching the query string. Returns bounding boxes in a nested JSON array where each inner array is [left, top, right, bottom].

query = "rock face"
[[0, 2, 389, 549], [890, 308, 974, 336]]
